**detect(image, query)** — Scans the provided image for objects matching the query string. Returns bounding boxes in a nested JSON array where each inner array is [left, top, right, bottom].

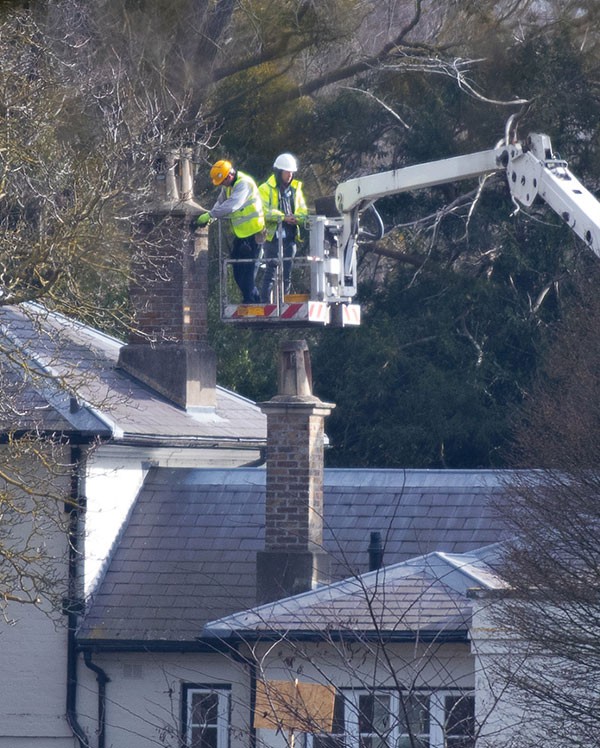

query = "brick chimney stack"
[[256, 340, 334, 604], [118, 150, 216, 411]]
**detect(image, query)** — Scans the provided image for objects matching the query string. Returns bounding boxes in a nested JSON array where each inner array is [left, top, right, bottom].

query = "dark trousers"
[[231, 235, 261, 303], [260, 238, 297, 303]]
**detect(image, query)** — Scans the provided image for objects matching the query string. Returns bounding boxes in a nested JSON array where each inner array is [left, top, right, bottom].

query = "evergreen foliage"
[[5, 0, 600, 468], [207, 11, 600, 469]]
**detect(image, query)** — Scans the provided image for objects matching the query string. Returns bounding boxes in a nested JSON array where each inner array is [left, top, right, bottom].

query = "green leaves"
[[311, 267, 540, 468]]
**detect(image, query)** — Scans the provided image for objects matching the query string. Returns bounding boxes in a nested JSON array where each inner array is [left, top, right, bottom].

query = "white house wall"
[[0, 445, 76, 748], [76, 651, 251, 748], [75, 640, 474, 748], [84, 446, 150, 596], [0, 606, 75, 748], [244, 639, 474, 689], [471, 599, 550, 748]]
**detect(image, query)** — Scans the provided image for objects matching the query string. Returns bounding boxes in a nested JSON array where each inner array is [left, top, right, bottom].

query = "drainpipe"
[[84, 652, 110, 748], [66, 444, 90, 748], [249, 656, 257, 748]]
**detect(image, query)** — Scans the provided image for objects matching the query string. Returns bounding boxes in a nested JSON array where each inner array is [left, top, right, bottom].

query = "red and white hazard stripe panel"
[[223, 304, 279, 320], [279, 301, 330, 323], [342, 304, 361, 326], [223, 301, 331, 325], [221, 301, 360, 326]]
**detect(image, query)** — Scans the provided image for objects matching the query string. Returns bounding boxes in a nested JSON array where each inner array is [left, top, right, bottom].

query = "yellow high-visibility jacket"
[[212, 171, 265, 238], [259, 174, 308, 242]]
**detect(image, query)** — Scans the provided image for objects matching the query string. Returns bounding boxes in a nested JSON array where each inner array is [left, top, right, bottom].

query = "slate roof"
[[0, 304, 266, 444], [203, 546, 506, 642], [0, 318, 111, 437], [78, 467, 510, 647], [206, 567, 472, 640]]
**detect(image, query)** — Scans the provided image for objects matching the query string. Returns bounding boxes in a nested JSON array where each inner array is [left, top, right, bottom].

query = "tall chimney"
[[256, 340, 334, 604], [117, 151, 216, 411]]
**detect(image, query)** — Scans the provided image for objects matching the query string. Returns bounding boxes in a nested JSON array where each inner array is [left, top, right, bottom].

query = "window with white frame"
[[310, 690, 474, 748], [183, 685, 230, 748]]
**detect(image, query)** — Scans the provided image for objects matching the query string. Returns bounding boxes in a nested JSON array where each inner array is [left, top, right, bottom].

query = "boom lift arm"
[[330, 131, 600, 307], [170, 125, 600, 326]]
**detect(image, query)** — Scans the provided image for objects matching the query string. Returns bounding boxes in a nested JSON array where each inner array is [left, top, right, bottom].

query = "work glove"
[[195, 212, 212, 227]]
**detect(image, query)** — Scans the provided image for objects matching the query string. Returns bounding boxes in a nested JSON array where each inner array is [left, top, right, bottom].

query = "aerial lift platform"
[[168, 118, 600, 327]]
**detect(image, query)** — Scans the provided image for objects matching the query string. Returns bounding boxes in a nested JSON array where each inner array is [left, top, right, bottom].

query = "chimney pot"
[[278, 340, 313, 398]]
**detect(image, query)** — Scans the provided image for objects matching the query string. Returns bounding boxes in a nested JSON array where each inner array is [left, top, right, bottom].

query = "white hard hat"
[[273, 153, 298, 172]]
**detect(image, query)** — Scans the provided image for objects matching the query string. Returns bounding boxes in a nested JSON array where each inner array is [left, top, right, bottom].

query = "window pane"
[[399, 694, 430, 736], [332, 692, 346, 734], [397, 738, 429, 748], [445, 695, 475, 748], [191, 692, 219, 726], [358, 694, 392, 748], [358, 694, 391, 734], [359, 736, 389, 748], [358, 694, 374, 733], [191, 726, 217, 748], [314, 735, 346, 748], [188, 689, 227, 748]]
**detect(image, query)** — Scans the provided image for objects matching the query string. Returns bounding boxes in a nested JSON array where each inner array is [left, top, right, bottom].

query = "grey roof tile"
[[208, 547, 508, 639], [79, 466, 509, 644], [0, 304, 266, 444], [206, 565, 473, 637]]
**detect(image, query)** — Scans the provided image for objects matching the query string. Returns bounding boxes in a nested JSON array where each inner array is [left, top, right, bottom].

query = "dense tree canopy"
[[3, 0, 600, 471], [204, 2, 600, 468]]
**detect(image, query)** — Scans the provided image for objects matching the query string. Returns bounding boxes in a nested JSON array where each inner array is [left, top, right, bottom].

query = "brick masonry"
[[128, 217, 209, 344], [263, 408, 329, 551], [117, 216, 216, 409], [257, 341, 335, 602]]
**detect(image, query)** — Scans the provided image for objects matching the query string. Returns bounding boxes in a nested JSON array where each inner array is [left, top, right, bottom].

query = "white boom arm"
[[335, 146, 507, 212], [332, 133, 600, 294], [506, 133, 600, 255]]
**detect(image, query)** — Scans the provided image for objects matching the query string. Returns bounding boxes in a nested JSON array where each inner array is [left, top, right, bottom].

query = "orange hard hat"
[[210, 160, 233, 186]]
